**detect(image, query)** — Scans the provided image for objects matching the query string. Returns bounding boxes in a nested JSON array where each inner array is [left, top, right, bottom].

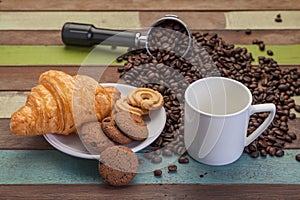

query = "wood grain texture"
[[1, 184, 300, 199], [0, 119, 53, 150], [0, 66, 120, 91], [226, 11, 300, 29], [1, 118, 299, 150], [0, 150, 300, 184], [2, 11, 300, 31], [0, 11, 140, 30], [2, 30, 300, 45], [0, 65, 299, 91], [1, 0, 300, 11]]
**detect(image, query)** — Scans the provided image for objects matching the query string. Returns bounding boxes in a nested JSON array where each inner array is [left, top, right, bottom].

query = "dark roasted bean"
[[275, 149, 284, 157], [178, 157, 189, 164], [267, 50, 274, 56], [151, 156, 162, 164], [295, 105, 300, 113], [154, 169, 162, 176], [168, 165, 177, 172], [296, 154, 300, 162]]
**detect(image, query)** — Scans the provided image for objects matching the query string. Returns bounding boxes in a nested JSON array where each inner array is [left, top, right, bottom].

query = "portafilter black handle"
[[61, 22, 139, 47]]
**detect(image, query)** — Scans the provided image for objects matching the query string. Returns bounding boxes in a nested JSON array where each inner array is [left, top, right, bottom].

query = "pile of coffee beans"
[[116, 29, 300, 159], [147, 19, 190, 57]]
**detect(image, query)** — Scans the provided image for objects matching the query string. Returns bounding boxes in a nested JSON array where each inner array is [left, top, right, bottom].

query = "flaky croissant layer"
[[10, 70, 119, 136]]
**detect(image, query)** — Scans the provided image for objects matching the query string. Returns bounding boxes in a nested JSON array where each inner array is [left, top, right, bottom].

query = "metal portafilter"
[[61, 15, 192, 57]]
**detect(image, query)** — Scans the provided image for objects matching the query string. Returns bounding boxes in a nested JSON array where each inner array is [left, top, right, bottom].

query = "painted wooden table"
[[1, 0, 300, 199]]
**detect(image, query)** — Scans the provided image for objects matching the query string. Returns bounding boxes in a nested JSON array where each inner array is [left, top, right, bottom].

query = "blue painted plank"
[[0, 150, 299, 184]]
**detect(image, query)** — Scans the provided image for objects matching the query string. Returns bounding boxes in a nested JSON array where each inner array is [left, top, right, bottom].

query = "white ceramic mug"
[[184, 77, 276, 166]]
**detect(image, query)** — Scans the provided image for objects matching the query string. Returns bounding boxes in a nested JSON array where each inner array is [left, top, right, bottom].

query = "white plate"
[[43, 83, 166, 159]]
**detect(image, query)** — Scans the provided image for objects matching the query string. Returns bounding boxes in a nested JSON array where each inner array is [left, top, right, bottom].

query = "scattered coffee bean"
[[295, 105, 300, 113], [138, 158, 145, 164], [153, 149, 161, 156], [154, 169, 162, 176], [117, 67, 124, 73], [289, 113, 296, 119], [259, 43, 265, 51], [151, 156, 162, 164], [275, 149, 284, 157], [275, 14, 282, 23], [162, 148, 173, 157], [252, 39, 260, 44], [296, 154, 300, 162], [143, 152, 153, 160], [168, 165, 177, 172], [199, 174, 204, 178], [178, 156, 189, 164], [245, 29, 252, 35], [267, 50, 274, 56], [250, 151, 259, 158]]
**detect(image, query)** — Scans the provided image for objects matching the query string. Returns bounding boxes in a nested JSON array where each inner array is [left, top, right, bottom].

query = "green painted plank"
[[0, 45, 299, 66], [0, 150, 299, 184], [0, 45, 127, 66], [237, 44, 300, 65]]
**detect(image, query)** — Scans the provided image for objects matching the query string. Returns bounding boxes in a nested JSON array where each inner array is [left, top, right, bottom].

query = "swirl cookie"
[[101, 116, 133, 144], [98, 146, 138, 186], [127, 88, 164, 110], [79, 121, 115, 154], [114, 98, 149, 116], [114, 111, 149, 141]]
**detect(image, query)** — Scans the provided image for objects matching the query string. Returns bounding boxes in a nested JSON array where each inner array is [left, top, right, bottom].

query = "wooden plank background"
[[1, 0, 300, 199]]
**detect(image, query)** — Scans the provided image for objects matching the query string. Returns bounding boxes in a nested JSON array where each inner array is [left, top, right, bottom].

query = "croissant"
[[10, 70, 119, 136]]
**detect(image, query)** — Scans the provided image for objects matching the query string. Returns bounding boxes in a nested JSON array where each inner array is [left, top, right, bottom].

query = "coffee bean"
[[275, 149, 284, 157], [245, 29, 252, 35], [275, 14, 282, 23], [154, 169, 162, 176], [252, 39, 260, 44], [168, 165, 177, 172], [250, 151, 259, 158], [296, 154, 300, 162], [162, 148, 173, 157], [278, 84, 289, 91], [267, 50, 274, 56], [259, 43, 265, 51], [143, 152, 153, 160], [295, 105, 300, 113], [151, 156, 162, 164], [138, 159, 145, 164], [260, 149, 267, 157], [288, 133, 297, 140], [178, 156, 189, 164], [268, 147, 276, 156]]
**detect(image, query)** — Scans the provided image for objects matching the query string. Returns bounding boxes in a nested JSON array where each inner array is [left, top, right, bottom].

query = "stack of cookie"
[[100, 87, 164, 145], [79, 87, 164, 186]]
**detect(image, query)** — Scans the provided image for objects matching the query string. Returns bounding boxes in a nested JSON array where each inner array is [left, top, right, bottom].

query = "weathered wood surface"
[[0, 150, 299, 184], [2, 30, 300, 45], [1, 0, 300, 198], [1, 0, 300, 11], [1, 184, 300, 200], [1, 11, 300, 31]]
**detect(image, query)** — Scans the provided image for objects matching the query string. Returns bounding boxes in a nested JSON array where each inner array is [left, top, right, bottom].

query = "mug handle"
[[245, 103, 276, 146]]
